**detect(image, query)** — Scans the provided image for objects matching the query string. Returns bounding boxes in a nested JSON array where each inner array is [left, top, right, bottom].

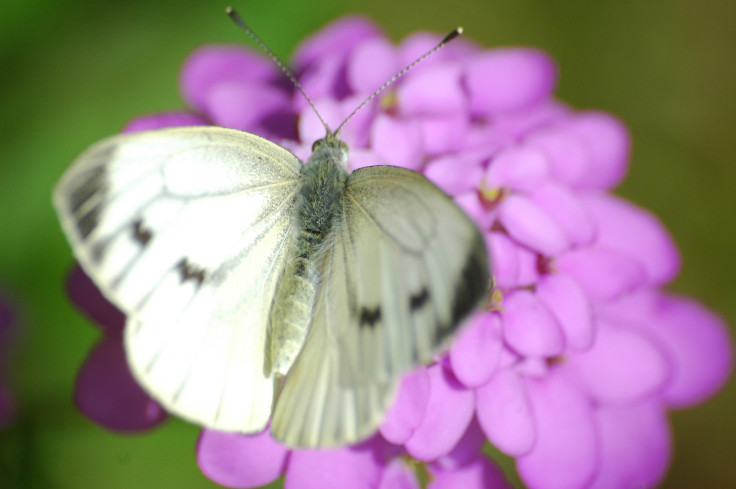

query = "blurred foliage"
[[0, 0, 734, 487]]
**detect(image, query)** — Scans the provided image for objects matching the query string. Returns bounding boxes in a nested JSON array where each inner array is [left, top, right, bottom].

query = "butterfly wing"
[[271, 165, 490, 447], [54, 126, 302, 432]]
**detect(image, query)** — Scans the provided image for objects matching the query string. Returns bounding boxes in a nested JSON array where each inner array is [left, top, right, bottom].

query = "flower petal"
[[519, 246, 545, 288], [485, 146, 550, 193], [298, 20, 389, 105], [465, 49, 557, 115], [476, 369, 536, 456], [405, 365, 474, 461], [651, 296, 733, 407], [74, 333, 166, 431], [297, 53, 349, 107], [487, 232, 520, 290], [429, 456, 513, 489], [502, 290, 566, 358], [298, 96, 344, 144], [465, 124, 514, 154], [589, 401, 670, 489], [517, 371, 598, 489], [293, 16, 381, 71], [180, 46, 276, 112], [418, 114, 470, 157], [492, 101, 570, 140], [347, 37, 400, 95], [449, 313, 503, 388], [563, 112, 630, 190], [434, 417, 486, 470], [498, 195, 569, 256], [378, 459, 420, 489], [424, 155, 484, 196], [536, 273, 595, 351], [454, 192, 495, 231], [565, 320, 670, 404], [380, 368, 430, 444], [66, 265, 125, 333], [204, 81, 292, 135], [197, 428, 288, 488], [371, 115, 423, 170], [349, 148, 389, 171], [601, 292, 733, 407], [486, 232, 539, 290], [525, 125, 588, 187], [398, 31, 476, 70], [584, 193, 680, 287], [557, 248, 645, 301], [286, 443, 382, 489], [529, 182, 596, 247], [398, 63, 466, 116]]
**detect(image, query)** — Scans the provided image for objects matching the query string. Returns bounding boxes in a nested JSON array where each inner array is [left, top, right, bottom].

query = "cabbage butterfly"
[[54, 9, 490, 448]]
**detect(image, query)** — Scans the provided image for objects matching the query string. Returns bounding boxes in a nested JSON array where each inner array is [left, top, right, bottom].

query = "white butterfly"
[[53, 17, 490, 448]]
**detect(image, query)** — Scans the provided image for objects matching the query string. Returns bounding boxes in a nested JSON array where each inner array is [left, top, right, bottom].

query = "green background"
[[1, 0, 734, 487]]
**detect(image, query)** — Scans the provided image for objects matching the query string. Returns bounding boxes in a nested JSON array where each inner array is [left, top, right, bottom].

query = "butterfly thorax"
[[299, 134, 349, 239], [267, 134, 349, 376]]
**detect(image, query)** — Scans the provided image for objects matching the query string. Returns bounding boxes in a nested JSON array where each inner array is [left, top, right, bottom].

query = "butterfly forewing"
[[54, 126, 303, 432], [271, 166, 489, 447]]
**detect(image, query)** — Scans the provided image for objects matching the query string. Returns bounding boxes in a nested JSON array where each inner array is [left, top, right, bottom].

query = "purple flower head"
[[64, 15, 733, 489]]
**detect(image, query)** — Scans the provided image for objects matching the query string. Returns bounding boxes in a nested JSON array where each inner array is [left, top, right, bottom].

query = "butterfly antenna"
[[225, 7, 331, 134], [334, 26, 463, 136]]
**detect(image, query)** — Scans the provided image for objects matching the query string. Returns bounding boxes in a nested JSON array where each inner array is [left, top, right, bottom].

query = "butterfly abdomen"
[[268, 153, 348, 376], [268, 258, 317, 376]]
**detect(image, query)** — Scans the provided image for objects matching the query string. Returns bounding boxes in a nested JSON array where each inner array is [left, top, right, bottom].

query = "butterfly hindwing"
[[271, 165, 489, 447], [54, 126, 303, 432]]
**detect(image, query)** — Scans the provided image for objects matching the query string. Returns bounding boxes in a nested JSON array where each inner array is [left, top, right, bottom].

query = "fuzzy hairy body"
[[268, 137, 349, 375]]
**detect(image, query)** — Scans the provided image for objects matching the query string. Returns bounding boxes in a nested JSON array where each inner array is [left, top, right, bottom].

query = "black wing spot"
[[409, 287, 430, 312], [176, 258, 206, 286], [359, 306, 382, 329], [132, 219, 153, 246]]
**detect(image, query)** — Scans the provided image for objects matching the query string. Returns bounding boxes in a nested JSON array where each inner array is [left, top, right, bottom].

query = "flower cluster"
[[67, 16, 733, 489]]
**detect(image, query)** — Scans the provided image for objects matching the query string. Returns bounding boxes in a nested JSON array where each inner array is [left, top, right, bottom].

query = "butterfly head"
[[309, 132, 349, 170]]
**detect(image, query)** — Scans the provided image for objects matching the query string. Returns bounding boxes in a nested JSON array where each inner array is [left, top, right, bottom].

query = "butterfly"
[[53, 12, 490, 448]]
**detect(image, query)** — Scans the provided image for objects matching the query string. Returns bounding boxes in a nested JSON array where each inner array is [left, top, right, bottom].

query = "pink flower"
[[65, 15, 732, 489]]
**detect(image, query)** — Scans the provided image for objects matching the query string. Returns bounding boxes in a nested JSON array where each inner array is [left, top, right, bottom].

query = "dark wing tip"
[[450, 232, 491, 328]]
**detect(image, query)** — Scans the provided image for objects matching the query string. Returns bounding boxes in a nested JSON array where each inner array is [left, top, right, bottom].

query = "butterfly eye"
[[312, 139, 323, 152]]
